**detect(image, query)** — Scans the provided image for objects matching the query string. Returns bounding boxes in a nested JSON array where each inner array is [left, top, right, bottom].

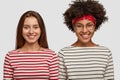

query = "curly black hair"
[[63, 0, 108, 32]]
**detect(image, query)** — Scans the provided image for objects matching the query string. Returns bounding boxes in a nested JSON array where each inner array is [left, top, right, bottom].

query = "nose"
[[82, 26, 88, 32], [29, 28, 34, 33]]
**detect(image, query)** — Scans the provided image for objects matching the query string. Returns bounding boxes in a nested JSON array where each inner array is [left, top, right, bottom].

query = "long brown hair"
[[16, 10, 48, 49]]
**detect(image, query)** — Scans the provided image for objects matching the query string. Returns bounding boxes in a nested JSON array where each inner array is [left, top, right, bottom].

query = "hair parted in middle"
[[63, 0, 108, 32], [16, 10, 48, 49]]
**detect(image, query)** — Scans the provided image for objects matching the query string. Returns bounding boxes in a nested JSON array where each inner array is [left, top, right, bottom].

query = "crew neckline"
[[14, 48, 48, 53], [69, 44, 103, 48]]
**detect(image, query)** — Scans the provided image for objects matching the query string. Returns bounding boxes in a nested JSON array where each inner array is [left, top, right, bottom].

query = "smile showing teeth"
[[81, 34, 89, 39], [28, 35, 35, 39]]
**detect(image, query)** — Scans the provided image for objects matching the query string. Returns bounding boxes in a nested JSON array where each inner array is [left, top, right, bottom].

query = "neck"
[[21, 42, 42, 52], [72, 40, 97, 47]]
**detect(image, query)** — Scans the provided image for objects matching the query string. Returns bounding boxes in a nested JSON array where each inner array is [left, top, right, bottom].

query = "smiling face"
[[22, 16, 41, 44], [73, 19, 95, 46]]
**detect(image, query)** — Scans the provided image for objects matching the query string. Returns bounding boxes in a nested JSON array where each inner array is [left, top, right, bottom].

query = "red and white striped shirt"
[[4, 49, 58, 80]]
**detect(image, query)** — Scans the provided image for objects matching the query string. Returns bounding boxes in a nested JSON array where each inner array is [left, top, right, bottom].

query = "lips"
[[27, 35, 36, 39], [81, 34, 90, 40]]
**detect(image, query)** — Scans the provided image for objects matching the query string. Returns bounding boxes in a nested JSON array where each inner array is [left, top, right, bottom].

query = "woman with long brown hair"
[[4, 10, 58, 80]]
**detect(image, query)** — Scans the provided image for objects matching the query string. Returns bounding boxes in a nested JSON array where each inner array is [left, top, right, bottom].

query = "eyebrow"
[[23, 24, 39, 26]]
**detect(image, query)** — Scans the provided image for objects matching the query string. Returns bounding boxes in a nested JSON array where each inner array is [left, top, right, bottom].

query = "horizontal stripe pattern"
[[58, 46, 114, 80], [4, 49, 58, 80]]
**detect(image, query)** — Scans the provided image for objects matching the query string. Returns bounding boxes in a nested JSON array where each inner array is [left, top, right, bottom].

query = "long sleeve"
[[49, 53, 59, 80], [4, 53, 13, 80], [104, 52, 114, 80], [58, 51, 68, 80]]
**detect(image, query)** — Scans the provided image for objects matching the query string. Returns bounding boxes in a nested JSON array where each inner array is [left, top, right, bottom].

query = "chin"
[[81, 39, 90, 44], [26, 40, 37, 44]]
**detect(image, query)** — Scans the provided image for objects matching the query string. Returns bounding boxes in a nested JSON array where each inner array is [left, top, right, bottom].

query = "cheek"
[[74, 29, 81, 35], [22, 28, 29, 33], [38, 32, 41, 37], [22, 29, 29, 38], [36, 30, 41, 38], [36, 28, 41, 33], [22, 30, 28, 36], [37, 29, 41, 35], [74, 30, 81, 37], [89, 28, 95, 33]]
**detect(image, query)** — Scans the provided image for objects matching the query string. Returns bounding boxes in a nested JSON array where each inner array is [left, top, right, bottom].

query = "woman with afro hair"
[[58, 0, 114, 80]]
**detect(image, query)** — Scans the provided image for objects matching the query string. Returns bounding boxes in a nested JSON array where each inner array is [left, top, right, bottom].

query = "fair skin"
[[18, 16, 44, 52], [72, 19, 97, 47]]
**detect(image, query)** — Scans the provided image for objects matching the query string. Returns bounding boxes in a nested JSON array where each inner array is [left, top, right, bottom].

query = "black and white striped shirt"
[[58, 46, 114, 80]]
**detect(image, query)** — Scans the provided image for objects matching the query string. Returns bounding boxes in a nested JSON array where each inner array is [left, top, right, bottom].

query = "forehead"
[[24, 16, 38, 24]]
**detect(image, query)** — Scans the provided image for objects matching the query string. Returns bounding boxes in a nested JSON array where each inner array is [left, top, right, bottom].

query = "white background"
[[0, 0, 119, 79]]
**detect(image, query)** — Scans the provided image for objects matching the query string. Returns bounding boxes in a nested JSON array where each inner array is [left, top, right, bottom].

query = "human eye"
[[33, 25, 39, 29], [23, 25, 29, 29], [75, 24, 83, 29], [87, 23, 94, 28], [87, 23, 93, 26]]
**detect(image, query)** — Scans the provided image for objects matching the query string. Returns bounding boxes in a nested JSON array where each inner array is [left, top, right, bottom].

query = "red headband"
[[72, 15, 96, 25]]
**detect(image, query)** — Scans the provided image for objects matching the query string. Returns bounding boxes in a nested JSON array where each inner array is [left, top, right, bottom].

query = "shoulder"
[[5, 49, 19, 58], [97, 45, 112, 52], [43, 48, 57, 55], [43, 48, 55, 52], [58, 46, 73, 55], [91, 45, 113, 56], [60, 46, 73, 51], [6, 49, 18, 54]]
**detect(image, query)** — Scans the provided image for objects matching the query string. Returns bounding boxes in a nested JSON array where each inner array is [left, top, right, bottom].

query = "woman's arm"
[[58, 51, 68, 80], [4, 53, 13, 80], [49, 52, 59, 80], [104, 52, 114, 80]]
